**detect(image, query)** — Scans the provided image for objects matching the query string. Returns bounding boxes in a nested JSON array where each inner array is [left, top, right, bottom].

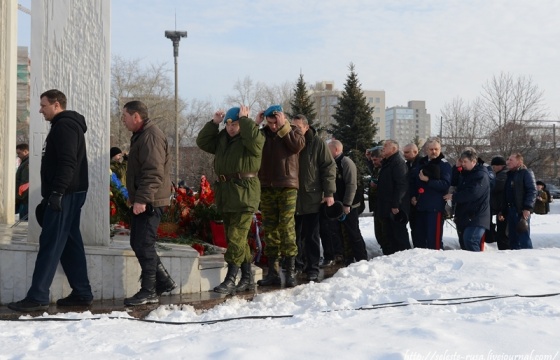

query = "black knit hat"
[[110, 147, 122, 159], [490, 156, 506, 166]]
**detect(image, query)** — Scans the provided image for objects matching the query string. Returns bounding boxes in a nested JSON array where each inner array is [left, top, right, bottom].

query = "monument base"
[[0, 223, 262, 305]]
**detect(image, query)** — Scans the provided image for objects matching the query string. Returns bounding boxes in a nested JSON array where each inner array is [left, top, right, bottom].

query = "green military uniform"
[[196, 116, 264, 265]]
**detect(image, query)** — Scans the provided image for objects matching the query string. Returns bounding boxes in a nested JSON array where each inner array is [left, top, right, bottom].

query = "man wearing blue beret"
[[196, 105, 264, 295], [256, 105, 305, 287]]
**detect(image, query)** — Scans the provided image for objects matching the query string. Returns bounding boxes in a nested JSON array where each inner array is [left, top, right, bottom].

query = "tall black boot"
[[214, 263, 239, 295], [156, 260, 177, 296], [124, 272, 159, 306], [257, 257, 281, 286], [285, 256, 297, 288], [236, 262, 254, 292]]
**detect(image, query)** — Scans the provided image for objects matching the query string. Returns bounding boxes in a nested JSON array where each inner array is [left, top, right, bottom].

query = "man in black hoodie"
[[9, 89, 93, 312]]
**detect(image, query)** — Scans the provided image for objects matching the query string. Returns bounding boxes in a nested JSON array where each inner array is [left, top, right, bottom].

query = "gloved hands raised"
[[48, 191, 63, 211]]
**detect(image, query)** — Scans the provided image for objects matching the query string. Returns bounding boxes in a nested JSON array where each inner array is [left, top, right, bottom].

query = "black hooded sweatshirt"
[[41, 110, 89, 197]]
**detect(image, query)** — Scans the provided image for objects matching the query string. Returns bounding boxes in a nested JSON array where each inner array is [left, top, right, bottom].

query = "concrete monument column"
[[0, 0, 17, 224], [28, 0, 111, 245]]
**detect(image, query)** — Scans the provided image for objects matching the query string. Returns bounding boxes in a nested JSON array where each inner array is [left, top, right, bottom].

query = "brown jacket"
[[259, 123, 305, 189], [126, 120, 172, 207]]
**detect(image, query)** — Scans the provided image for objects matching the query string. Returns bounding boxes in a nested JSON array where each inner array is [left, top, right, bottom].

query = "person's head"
[[506, 153, 524, 171], [490, 156, 507, 173], [403, 143, 419, 161], [459, 147, 478, 171], [425, 138, 442, 160], [291, 114, 309, 134], [382, 140, 399, 159], [122, 100, 149, 132], [110, 147, 123, 162], [369, 146, 383, 168], [536, 180, 545, 190], [223, 107, 241, 137], [328, 140, 343, 158], [39, 89, 67, 121], [16, 143, 29, 160], [263, 105, 285, 133]]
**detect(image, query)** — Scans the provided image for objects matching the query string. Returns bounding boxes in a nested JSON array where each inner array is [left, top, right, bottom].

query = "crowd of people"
[[7, 93, 547, 312]]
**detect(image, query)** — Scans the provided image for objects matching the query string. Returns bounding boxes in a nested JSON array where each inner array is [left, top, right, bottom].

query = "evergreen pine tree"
[[290, 74, 317, 126], [331, 63, 378, 185]]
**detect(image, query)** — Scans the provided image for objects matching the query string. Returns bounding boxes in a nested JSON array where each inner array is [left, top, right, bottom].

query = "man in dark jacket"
[[410, 138, 451, 250], [444, 148, 490, 252], [376, 140, 411, 254], [403, 143, 421, 246], [197, 106, 264, 294], [122, 100, 176, 306], [291, 114, 336, 281], [9, 89, 93, 312], [256, 105, 305, 288], [328, 140, 368, 265], [499, 153, 537, 249], [15, 143, 30, 220], [490, 156, 508, 250], [365, 146, 385, 254]]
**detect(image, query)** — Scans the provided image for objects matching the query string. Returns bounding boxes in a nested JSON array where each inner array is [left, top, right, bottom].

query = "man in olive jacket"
[[256, 105, 305, 288], [122, 100, 176, 306], [291, 114, 336, 282], [196, 105, 264, 294]]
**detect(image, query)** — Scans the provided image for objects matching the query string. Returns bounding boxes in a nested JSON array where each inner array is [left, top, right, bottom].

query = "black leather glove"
[[48, 192, 63, 211]]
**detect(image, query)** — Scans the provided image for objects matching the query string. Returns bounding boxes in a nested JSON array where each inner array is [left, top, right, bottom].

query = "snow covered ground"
[[2, 203, 560, 359]]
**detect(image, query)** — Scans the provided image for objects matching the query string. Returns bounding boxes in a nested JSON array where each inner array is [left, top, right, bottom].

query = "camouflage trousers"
[[222, 212, 253, 266], [260, 188, 298, 257]]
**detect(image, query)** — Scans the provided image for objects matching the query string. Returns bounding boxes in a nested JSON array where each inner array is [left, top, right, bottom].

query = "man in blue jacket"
[[444, 148, 490, 252], [499, 153, 537, 249], [410, 138, 451, 250]]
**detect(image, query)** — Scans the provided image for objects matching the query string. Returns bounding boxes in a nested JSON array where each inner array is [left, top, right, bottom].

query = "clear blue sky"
[[17, 0, 560, 133]]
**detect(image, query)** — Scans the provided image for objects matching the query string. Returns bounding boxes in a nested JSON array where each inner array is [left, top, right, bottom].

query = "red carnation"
[[457, 166, 463, 172], [418, 188, 425, 194], [192, 243, 205, 256]]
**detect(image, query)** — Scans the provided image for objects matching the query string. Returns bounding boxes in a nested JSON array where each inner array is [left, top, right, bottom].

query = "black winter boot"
[[156, 260, 177, 296], [124, 273, 159, 306], [214, 264, 239, 295], [236, 262, 255, 292], [285, 256, 297, 288], [257, 257, 281, 286]]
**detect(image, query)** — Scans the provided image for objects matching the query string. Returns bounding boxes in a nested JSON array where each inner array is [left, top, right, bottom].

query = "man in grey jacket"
[[292, 115, 336, 282], [328, 140, 368, 265], [122, 100, 176, 306]]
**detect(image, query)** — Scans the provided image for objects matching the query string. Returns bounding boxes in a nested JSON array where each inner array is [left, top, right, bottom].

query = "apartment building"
[[311, 81, 385, 142], [385, 100, 431, 147]]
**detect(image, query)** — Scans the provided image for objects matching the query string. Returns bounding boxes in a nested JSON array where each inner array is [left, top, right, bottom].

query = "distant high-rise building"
[[311, 81, 385, 142], [17, 46, 30, 142], [385, 100, 431, 147]]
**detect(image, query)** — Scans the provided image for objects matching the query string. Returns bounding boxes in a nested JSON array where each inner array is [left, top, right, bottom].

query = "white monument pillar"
[[0, 0, 17, 224], [29, 0, 111, 245]]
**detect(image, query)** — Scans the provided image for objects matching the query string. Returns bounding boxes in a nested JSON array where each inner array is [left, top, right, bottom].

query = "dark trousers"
[[339, 207, 368, 263], [130, 206, 164, 282], [381, 216, 411, 254], [495, 218, 509, 250], [319, 211, 343, 261], [409, 205, 418, 247], [414, 211, 445, 250], [374, 215, 390, 255], [27, 192, 92, 304], [295, 213, 321, 275], [506, 210, 532, 249]]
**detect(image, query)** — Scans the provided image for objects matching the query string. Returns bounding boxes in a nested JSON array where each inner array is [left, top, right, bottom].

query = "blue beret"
[[264, 105, 283, 117], [223, 107, 240, 124]]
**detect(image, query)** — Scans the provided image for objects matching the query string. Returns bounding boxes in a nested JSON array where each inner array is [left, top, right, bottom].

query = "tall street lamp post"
[[164, 30, 187, 186]]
